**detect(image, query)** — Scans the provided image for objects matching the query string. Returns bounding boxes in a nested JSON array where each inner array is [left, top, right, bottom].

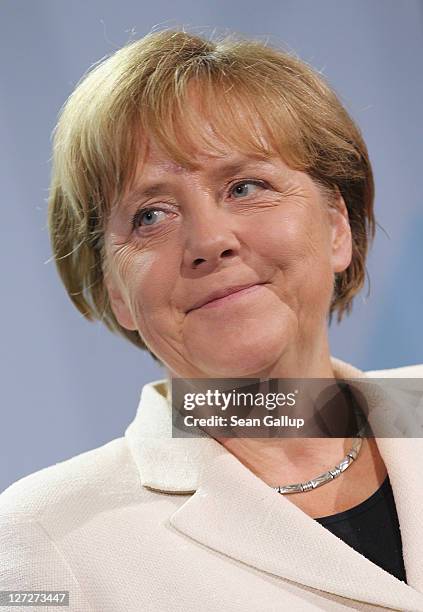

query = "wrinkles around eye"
[[131, 179, 272, 232]]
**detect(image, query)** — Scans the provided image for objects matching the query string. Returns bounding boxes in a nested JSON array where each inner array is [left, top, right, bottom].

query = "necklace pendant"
[[275, 483, 303, 494]]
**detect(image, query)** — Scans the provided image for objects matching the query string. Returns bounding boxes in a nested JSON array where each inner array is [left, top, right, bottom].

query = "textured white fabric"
[[1, 356, 423, 611]]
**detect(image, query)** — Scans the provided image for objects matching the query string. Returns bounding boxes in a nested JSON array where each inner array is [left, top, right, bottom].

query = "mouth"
[[188, 283, 267, 312]]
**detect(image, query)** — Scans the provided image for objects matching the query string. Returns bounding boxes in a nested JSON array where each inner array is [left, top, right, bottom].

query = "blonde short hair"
[[47, 29, 375, 360]]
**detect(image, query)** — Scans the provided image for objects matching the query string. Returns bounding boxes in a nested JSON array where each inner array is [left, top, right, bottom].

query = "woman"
[[1, 29, 423, 612]]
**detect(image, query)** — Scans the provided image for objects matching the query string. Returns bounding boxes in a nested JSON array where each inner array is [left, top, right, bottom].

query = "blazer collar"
[[124, 356, 423, 610]]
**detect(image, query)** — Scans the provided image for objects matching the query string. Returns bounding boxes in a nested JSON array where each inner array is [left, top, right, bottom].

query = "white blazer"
[[1, 356, 423, 612]]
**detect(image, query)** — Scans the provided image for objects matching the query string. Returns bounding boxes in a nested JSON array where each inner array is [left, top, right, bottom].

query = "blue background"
[[1, 0, 422, 491]]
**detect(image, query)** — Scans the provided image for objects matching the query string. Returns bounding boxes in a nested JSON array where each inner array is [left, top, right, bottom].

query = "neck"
[[215, 436, 354, 489], [166, 331, 353, 483], [214, 343, 346, 487], [165, 344, 387, 517]]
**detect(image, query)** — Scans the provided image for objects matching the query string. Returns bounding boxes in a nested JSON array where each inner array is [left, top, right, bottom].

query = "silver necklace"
[[273, 385, 368, 495], [273, 435, 363, 494]]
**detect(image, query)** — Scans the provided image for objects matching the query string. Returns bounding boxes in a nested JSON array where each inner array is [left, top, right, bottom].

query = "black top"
[[315, 475, 407, 583]]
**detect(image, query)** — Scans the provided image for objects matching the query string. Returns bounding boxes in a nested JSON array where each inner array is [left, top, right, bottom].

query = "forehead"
[[140, 141, 188, 174], [134, 133, 275, 178]]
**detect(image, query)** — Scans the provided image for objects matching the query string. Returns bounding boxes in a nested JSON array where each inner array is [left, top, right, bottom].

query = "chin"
[[188, 328, 293, 378], [201, 358, 277, 379]]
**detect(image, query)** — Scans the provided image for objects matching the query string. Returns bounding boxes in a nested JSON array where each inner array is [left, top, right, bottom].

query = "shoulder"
[[0, 436, 141, 527], [365, 363, 423, 378], [0, 436, 142, 608]]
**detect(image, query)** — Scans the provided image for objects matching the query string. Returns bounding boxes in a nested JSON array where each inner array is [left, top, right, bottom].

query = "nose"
[[182, 206, 242, 271]]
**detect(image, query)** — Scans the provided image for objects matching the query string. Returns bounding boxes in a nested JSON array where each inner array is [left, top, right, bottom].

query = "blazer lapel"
[[125, 357, 423, 610], [170, 438, 423, 611], [376, 437, 423, 593]]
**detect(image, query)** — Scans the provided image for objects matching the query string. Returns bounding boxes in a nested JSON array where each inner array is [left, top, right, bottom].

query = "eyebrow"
[[119, 156, 273, 210], [122, 183, 173, 208]]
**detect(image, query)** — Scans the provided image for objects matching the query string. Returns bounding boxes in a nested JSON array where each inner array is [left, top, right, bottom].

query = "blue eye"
[[132, 208, 166, 229], [230, 181, 265, 198]]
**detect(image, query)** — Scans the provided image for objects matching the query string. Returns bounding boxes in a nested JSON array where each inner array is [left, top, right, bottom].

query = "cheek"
[[121, 248, 179, 324], [252, 207, 331, 269], [250, 207, 334, 311]]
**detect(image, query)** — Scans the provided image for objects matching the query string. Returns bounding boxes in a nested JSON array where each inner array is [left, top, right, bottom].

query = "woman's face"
[[104, 135, 352, 378]]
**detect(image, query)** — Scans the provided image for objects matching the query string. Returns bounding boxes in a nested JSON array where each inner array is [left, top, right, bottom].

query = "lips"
[[188, 282, 264, 312]]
